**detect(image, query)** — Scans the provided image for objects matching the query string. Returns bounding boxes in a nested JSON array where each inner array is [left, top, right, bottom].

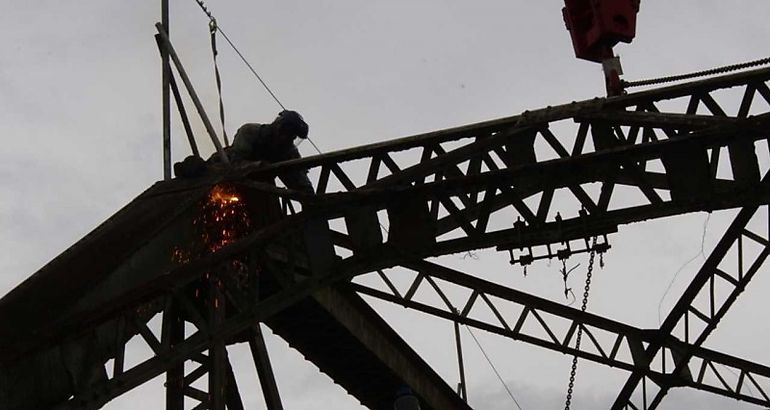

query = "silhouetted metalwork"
[[2, 63, 770, 409]]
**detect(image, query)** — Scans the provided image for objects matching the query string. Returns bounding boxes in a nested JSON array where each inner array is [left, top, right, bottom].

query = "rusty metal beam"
[[312, 286, 471, 410], [248, 325, 283, 410]]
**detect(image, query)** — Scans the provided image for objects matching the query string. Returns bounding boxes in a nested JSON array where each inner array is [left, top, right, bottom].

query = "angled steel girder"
[[248, 67, 770, 204], [251, 66, 770, 263], [6, 67, 770, 409], [350, 257, 770, 407], [310, 287, 472, 410], [51, 259, 472, 410], [612, 201, 770, 408], [50, 222, 770, 410], [248, 66, 770, 186], [260, 252, 471, 410]]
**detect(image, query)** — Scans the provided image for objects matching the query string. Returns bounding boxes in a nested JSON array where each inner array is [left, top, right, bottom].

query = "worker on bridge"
[[176, 110, 314, 193], [224, 110, 314, 193]]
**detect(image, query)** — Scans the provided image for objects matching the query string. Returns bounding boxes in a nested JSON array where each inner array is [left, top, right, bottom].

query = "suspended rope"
[[192, 0, 326, 155], [215, 25, 287, 111], [304, 137, 324, 155], [464, 324, 525, 410], [194, 0, 285, 110], [209, 18, 229, 146], [563, 237, 598, 410], [623, 56, 770, 88]]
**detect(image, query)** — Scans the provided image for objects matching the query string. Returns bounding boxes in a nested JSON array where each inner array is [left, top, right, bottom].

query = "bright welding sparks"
[[202, 185, 253, 253], [170, 184, 255, 306], [209, 186, 241, 204], [172, 184, 254, 263]]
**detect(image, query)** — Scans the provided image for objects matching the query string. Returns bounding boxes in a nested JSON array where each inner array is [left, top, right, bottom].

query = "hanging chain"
[[564, 237, 597, 410]]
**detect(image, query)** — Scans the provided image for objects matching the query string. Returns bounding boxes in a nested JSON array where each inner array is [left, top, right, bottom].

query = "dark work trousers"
[[278, 169, 315, 194]]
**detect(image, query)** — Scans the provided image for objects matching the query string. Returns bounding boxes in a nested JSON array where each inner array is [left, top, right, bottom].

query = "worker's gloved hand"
[[174, 155, 207, 178]]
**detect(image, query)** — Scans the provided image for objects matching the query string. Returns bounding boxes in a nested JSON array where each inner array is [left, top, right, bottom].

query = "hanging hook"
[[559, 262, 580, 301], [565, 288, 576, 305]]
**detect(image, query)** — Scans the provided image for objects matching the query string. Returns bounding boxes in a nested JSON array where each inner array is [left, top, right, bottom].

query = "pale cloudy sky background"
[[1, 1, 770, 409]]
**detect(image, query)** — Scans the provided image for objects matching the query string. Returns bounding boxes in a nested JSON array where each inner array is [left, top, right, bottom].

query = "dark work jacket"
[[227, 123, 314, 193], [229, 123, 300, 163]]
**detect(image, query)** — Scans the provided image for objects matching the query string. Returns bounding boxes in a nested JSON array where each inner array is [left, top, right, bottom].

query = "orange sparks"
[[172, 184, 254, 266], [200, 184, 253, 253], [171, 184, 254, 305], [209, 185, 241, 204]]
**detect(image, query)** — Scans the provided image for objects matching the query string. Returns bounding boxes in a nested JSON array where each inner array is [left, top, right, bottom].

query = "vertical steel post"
[[163, 301, 185, 410], [249, 325, 284, 410], [210, 275, 227, 410], [161, 0, 171, 179], [454, 321, 468, 402], [155, 23, 231, 165], [154, 34, 200, 157]]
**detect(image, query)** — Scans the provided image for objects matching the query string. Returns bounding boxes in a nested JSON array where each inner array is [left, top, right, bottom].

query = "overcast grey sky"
[[2, 1, 770, 409]]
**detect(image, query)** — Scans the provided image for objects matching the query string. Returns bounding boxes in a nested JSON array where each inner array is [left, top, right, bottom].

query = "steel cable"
[[192, 0, 325, 155], [378, 227, 524, 408], [463, 324, 525, 410]]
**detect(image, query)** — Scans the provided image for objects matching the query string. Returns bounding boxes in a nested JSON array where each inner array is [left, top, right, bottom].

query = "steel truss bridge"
[[2, 66, 770, 410]]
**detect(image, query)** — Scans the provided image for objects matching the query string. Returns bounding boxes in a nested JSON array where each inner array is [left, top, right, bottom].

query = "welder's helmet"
[[275, 110, 309, 140]]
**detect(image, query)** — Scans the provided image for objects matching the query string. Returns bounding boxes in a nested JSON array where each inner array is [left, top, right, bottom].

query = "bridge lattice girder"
[[6, 67, 770, 409]]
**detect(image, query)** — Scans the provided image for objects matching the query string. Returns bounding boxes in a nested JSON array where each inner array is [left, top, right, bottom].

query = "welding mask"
[[276, 110, 309, 141]]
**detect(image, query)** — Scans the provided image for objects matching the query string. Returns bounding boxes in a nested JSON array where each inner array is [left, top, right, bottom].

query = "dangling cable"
[[193, 0, 285, 110], [193, 0, 326, 155], [215, 26, 286, 111], [215, 24, 327, 155], [464, 324, 525, 410], [563, 237, 597, 410], [209, 19, 229, 146], [305, 137, 324, 155]]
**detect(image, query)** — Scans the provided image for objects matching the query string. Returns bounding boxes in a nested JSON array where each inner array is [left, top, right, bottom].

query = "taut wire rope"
[[193, 0, 324, 154]]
